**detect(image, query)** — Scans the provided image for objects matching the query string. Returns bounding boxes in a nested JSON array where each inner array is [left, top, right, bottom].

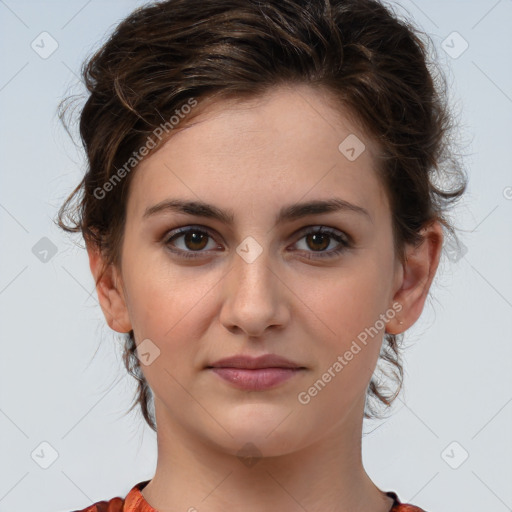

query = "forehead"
[[127, 85, 390, 224]]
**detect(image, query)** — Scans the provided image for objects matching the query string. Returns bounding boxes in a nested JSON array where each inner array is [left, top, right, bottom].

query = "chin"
[[211, 403, 307, 458]]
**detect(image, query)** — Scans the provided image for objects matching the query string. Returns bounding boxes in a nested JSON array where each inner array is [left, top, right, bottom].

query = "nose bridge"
[[220, 235, 288, 335], [232, 237, 276, 304]]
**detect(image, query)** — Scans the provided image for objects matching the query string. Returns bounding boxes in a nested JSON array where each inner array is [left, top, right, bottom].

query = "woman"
[[58, 0, 467, 510]]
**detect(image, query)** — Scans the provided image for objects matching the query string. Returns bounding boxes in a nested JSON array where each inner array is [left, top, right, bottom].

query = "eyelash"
[[163, 225, 352, 260]]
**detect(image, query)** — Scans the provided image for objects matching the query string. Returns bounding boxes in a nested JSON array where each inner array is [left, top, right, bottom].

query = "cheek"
[[120, 249, 222, 373], [121, 235, 202, 333], [294, 279, 385, 423], [290, 261, 390, 402], [294, 262, 388, 345]]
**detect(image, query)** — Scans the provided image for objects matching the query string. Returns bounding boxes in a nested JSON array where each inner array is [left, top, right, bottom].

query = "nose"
[[219, 244, 291, 338]]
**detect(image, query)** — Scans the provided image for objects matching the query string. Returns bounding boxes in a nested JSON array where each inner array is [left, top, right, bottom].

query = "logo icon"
[[31, 32, 59, 59], [441, 32, 469, 59], [441, 441, 469, 469], [338, 134, 366, 161], [136, 338, 161, 366], [32, 237, 58, 263], [236, 236, 263, 264]]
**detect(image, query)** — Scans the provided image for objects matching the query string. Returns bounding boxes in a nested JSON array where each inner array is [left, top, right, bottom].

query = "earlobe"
[[387, 221, 444, 334], [87, 243, 133, 333]]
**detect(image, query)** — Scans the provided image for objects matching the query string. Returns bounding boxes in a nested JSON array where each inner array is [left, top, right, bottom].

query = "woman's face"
[[103, 85, 407, 455]]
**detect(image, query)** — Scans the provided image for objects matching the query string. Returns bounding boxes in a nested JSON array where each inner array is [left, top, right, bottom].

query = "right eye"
[[163, 226, 222, 259]]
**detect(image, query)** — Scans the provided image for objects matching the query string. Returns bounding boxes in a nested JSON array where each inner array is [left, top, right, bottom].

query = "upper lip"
[[207, 354, 305, 369]]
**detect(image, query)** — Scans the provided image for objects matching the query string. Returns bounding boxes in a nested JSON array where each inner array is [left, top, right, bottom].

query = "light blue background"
[[1, 1, 511, 511]]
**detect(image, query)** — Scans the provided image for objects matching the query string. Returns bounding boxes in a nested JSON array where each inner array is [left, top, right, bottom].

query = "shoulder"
[[392, 506, 426, 512], [387, 491, 427, 512], [70, 480, 152, 512], [71, 496, 124, 512]]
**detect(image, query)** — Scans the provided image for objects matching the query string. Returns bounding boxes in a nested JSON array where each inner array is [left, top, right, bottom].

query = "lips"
[[206, 354, 306, 391], [207, 354, 304, 370]]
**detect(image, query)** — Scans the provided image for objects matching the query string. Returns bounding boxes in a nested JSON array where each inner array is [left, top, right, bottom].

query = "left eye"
[[163, 225, 350, 259], [293, 227, 350, 258]]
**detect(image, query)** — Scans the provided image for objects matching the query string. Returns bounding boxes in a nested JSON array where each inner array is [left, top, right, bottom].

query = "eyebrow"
[[143, 197, 372, 224]]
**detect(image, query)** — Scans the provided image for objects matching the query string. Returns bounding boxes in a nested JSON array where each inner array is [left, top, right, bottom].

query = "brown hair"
[[56, 0, 467, 432]]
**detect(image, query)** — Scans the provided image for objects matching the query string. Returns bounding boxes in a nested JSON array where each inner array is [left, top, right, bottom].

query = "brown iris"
[[184, 231, 209, 251], [306, 232, 330, 251]]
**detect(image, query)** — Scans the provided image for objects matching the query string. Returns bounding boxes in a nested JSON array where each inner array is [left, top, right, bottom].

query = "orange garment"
[[72, 480, 426, 511]]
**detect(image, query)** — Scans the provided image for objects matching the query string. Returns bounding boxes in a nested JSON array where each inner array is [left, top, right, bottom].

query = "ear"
[[87, 242, 132, 333], [386, 221, 444, 334]]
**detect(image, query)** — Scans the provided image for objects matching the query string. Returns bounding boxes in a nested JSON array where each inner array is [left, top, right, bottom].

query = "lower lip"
[[209, 367, 303, 390]]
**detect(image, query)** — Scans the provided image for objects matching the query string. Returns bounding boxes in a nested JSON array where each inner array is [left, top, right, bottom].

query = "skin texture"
[[88, 84, 443, 512]]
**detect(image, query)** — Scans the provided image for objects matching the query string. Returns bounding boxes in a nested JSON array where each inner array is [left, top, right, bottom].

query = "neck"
[[141, 395, 394, 512]]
